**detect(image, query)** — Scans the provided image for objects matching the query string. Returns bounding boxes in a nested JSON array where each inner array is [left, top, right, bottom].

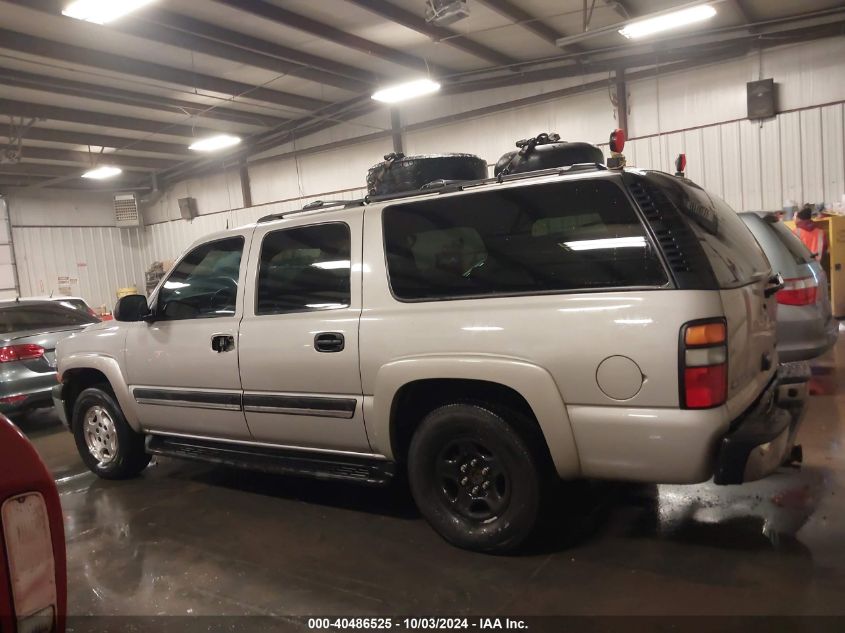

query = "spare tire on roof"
[[494, 133, 604, 177], [366, 152, 488, 196]]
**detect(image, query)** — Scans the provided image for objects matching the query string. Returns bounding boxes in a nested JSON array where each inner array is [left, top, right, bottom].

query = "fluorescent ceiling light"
[[189, 134, 242, 152], [619, 4, 716, 39], [81, 166, 122, 180], [372, 79, 441, 104], [563, 236, 647, 251], [62, 0, 157, 24]]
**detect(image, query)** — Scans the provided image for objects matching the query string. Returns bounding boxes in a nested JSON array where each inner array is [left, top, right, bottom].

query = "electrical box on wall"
[[747, 79, 776, 120], [177, 196, 198, 221], [113, 193, 142, 228]]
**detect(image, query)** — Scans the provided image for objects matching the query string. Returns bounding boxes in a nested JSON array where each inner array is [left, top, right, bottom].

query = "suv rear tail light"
[[0, 345, 45, 363], [2, 493, 58, 632], [776, 276, 818, 306], [681, 319, 727, 409]]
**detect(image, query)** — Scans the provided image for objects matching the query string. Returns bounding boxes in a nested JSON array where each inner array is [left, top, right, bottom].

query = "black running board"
[[145, 435, 395, 486]]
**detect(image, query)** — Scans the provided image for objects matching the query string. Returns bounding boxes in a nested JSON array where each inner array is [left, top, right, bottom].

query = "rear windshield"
[[57, 299, 90, 312], [383, 179, 668, 301], [763, 216, 813, 265], [0, 304, 97, 335], [659, 177, 770, 288]]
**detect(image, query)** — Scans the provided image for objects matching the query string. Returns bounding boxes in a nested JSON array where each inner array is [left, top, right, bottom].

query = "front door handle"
[[211, 334, 235, 353], [314, 332, 344, 353]]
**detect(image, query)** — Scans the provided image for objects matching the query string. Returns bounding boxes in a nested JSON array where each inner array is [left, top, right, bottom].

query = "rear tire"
[[72, 386, 150, 480], [408, 403, 544, 553]]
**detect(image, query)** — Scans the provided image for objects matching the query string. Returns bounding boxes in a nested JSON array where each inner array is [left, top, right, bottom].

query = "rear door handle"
[[211, 334, 235, 353], [314, 332, 344, 353]]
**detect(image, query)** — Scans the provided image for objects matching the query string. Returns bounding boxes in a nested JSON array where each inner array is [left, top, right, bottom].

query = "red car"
[[0, 415, 66, 633]]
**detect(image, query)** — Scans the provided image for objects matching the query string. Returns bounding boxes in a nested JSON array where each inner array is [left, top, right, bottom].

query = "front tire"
[[408, 403, 544, 553], [72, 386, 150, 480]]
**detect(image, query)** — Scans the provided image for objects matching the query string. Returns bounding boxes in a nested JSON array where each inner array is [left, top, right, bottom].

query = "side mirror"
[[114, 294, 151, 322]]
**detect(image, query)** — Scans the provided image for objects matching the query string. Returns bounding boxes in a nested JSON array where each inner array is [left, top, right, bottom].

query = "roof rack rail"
[[366, 162, 608, 204], [256, 199, 365, 224], [256, 164, 611, 221]]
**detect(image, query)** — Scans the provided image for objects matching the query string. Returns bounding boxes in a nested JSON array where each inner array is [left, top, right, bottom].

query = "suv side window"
[[156, 236, 244, 321], [383, 180, 668, 301], [256, 223, 351, 315]]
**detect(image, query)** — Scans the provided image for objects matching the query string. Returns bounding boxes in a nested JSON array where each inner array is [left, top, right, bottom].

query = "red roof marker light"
[[609, 128, 626, 154]]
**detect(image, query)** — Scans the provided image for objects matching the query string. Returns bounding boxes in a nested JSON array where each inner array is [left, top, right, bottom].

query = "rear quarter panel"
[[360, 202, 728, 477]]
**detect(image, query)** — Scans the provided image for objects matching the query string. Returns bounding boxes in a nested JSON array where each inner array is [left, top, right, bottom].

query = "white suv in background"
[[53, 165, 806, 552]]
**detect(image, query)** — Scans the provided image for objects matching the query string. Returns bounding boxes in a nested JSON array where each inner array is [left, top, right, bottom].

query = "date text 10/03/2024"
[[307, 618, 529, 630]]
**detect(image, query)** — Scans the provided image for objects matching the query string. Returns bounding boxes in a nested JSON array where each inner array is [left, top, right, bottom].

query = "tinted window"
[[671, 180, 770, 287], [383, 180, 668, 301], [256, 223, 351, 315], [0, 304, 97, 335], [156, 237, 244, 320]]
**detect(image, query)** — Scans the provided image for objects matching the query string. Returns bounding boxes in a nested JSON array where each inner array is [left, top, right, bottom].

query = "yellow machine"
[[786, 215, 845, 318]]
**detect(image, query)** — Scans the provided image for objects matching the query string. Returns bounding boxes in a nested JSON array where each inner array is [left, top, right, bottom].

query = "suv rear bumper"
[[713, 363, 809, 485]]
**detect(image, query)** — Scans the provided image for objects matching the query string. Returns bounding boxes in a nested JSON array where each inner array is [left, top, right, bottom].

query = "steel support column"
[[390, 108, 404, 155]]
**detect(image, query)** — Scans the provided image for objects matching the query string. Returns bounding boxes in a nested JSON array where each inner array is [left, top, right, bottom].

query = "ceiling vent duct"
[[425, 0, 469, 26], [114, 193, 142, 228]]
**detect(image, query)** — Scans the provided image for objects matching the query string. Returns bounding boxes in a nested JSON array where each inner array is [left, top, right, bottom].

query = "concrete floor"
[[17, 331, 845, 620]]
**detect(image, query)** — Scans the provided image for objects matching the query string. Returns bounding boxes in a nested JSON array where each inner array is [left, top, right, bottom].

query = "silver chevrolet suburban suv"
[[53, 166, 806, 552]]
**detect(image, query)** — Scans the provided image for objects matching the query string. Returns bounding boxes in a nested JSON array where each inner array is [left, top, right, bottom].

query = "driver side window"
[[156, 236, 244, 321]]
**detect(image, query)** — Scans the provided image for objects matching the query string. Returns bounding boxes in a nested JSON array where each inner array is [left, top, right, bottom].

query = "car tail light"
[[2, 493, 58, 633], [0, 394, 28, 406], [776, 276, 818, 306], [681, 319, 727, 409], [0, 345, 45, 363]]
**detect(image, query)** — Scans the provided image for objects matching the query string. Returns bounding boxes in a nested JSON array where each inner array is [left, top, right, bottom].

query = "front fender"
[[367, 355, 581, 478], [59, 353, 141, 432]]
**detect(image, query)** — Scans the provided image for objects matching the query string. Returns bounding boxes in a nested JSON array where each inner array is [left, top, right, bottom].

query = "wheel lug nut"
[[481, 467, 490, 475], [460, 464, 468, 473], [471, 486, 480, 495], [482, 481, 490, 490], [470, 459, 478, 467], [460, 477, 468, 486]]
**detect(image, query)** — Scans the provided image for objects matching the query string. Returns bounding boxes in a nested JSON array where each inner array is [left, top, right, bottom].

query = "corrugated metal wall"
[[11, 187, 370, 310], [0, 198, 17, 300], [625, 102, 845, 211], [13, 226, 146, 310]]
